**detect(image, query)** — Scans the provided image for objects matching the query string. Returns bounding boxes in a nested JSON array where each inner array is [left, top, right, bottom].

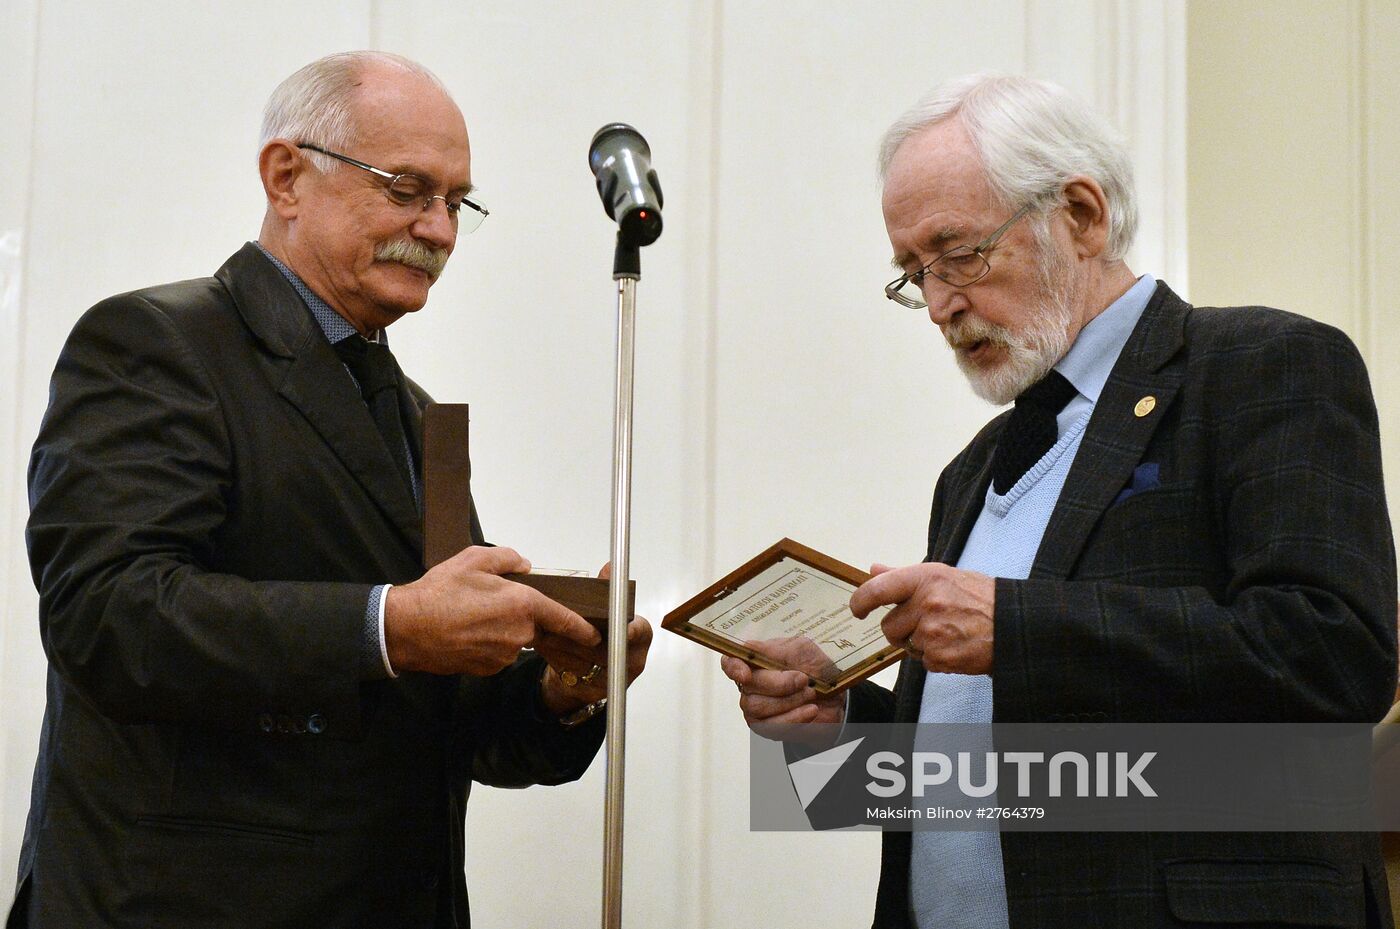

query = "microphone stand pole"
[[603, 231, 641, 929]]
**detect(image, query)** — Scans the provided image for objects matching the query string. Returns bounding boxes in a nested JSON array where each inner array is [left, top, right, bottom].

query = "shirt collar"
[[253, 242, 384, 345], [1054, 273, 1156, 404]]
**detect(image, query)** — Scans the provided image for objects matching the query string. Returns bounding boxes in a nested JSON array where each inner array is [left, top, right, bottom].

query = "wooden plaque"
[[504, 571, 637, 631], [421, 403, 636, 627], [421, 402, 475, 570], [663, 538, 905, 695]]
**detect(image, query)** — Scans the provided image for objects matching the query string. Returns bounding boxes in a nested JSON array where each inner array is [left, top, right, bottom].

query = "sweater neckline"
[[983, 410, 1091, 517]]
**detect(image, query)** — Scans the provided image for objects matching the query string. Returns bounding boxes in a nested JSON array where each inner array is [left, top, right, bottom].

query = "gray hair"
[[878, 74, 1138, 261], [260, 51, 449, 172]]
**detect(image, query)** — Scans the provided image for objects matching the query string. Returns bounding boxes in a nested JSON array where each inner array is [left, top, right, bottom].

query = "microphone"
[[588, 123, 663, 246]]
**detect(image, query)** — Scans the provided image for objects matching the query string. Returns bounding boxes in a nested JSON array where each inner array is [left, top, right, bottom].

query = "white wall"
[[0, 2, 1185, 926], [1186, 0, 1400, 543]]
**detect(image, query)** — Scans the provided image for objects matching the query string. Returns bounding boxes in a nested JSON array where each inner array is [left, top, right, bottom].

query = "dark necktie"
[[334, 336, 415, 496], [990, 369, 1078, 495]]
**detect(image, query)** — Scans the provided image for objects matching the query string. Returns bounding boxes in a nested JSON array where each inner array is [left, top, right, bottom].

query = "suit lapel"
[[1030, 282, 1189, 580], [929, 430, 1000, 566], [279, 349, 424, 550], [216, 244, 424, 553], [891, 423, 1003, 723]]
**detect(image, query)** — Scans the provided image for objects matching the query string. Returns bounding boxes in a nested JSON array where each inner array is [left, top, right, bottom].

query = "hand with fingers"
[[719, 652, 847, 747], [849, 561, 996, 675], [535, 561, 653, 715], [746, 635, 842, 683], [384, 546, 601, 677]]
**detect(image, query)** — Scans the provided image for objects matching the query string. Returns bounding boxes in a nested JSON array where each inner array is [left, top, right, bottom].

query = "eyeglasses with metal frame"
[[883, 204, 1032, 308], [296, 143, 490, 234]]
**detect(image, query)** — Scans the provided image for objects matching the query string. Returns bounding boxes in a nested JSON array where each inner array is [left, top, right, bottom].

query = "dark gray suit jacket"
[[851, 282, 1398, 927], [9, 244, 605, 928]]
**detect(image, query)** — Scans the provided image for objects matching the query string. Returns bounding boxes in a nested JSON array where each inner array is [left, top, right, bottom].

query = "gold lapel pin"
[[1134, 396, 1157, 418]]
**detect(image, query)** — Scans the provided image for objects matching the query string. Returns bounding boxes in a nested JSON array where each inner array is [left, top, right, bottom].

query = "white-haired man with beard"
[[8, 51, 650, 928], [724, 74, 1395, 927]]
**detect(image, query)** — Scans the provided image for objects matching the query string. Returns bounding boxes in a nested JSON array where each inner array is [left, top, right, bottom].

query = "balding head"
[[260, 51, 454, 175]]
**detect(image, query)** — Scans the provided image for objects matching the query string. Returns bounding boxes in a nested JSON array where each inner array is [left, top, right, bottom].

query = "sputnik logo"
[[786, 737, 866, 810]]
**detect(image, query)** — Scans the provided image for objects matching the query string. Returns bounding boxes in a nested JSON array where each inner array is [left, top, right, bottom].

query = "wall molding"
[[1025, 0, 1188, 288]]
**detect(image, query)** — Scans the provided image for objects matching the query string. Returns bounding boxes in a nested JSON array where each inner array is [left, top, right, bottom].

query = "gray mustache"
[[375, 239, 448, 278], [944, 317, 1009, 351]]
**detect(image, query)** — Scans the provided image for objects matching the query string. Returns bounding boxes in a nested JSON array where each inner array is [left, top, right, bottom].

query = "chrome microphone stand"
[[588, 121, 661, 929], [602, 232, 640, 929]]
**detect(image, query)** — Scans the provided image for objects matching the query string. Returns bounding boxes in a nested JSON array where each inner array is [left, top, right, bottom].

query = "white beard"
[[944, 240, 1079, 406]]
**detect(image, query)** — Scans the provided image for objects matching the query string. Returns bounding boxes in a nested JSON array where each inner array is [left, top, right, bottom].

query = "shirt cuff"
[[361, 584, 399, 679]]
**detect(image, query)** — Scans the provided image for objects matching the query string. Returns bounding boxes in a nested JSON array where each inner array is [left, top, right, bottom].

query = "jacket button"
[[277, 715, 294, 734], [258, 713, 275, 733], [307, 714, 327, 735]]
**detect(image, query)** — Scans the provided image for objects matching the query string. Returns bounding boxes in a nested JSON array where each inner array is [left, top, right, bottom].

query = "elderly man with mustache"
[[724, 74, 1395, 928], [9, 51, 650, 929]]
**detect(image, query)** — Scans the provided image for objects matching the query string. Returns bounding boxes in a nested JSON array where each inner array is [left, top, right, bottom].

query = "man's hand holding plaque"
[[533, 563, 653, 716], [419, 402, 651, 720], [719, 650, 848, 744], [663, 539, 907, 696]]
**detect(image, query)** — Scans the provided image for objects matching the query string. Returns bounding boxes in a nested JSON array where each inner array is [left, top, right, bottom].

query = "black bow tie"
[[990, 369, 1078, 495]]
